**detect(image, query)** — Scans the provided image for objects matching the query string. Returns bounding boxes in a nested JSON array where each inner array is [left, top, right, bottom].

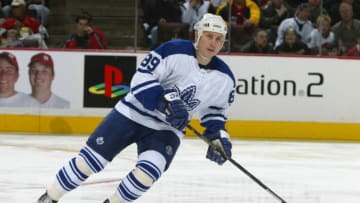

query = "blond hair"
[[316, 14, 331, 27]]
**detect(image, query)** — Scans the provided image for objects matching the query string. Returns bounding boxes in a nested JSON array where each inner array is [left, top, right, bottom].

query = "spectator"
[[61, 11, 107, 49], [0, 51, 39, 107], [240, 28, 274, 53], [27, 0, 50, 26], [308, 14, 335, 55], [353, 0, 360, 20], [331, 2, 360, 53], [275, 27, 310, 54], [141, 0, 182, 49], [181, 0, 210, 33], [326, 43, 340, 56], [0, 26, 46, 48], [323, 0, 342, 26], [216, 0, 261, 27], [0, 0, 48, 42], [1, 0, 49, 20], [208, 0, 227, 13], [28, 52, 70, 108], [209, 0, 227, 8], [274, 3, 314, 48], [287, 0, 307, 8], [0, 28, 20, 47], [19, 25, 47, 47], [255, 0, 269, 7], [1, 0, 12, 18], [325, 0, 360, 26], [347, 32, 360, 56], [259, 0, 295, 45], [323, 0, 337, 23], [308, 0, 328, 25]]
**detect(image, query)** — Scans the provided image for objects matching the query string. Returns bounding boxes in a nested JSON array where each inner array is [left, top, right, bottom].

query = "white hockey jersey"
[[115, 40, 236, 139]]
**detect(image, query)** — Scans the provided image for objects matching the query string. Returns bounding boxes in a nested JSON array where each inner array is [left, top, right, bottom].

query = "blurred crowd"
[[141, 0, 360, 56], [0, 0, 107, 49], [0, 0, 359, 56]]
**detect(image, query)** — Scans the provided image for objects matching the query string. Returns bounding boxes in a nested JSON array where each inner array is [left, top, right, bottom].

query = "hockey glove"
[[157, 89, 189, 130], [205, 130, 232, 165]]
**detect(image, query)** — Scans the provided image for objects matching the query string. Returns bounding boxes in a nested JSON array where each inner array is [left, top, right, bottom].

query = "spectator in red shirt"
[[61, 11, 107, 49], [0, 0, 48, 46], [347, 33, 360, 56], [0, 0, 47, 38]]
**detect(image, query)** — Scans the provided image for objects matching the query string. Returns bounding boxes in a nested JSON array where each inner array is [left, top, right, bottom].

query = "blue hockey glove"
[[205, 130, 232, 165], [157, 89, 189, 130]]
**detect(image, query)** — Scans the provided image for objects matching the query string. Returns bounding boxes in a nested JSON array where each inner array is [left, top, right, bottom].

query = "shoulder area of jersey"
[[208, 56, 236, 86], [153, 39, 195, 58]]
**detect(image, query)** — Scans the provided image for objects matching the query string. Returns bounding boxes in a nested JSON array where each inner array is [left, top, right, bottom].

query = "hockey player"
[[37, 13, 235, 203]]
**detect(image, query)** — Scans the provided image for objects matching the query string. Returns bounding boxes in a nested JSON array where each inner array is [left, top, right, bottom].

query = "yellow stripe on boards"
[[1, 114, 360, 141], [0, 114, 103, 134], [186, 120, 360, 141], [225, 120, 360, 141]]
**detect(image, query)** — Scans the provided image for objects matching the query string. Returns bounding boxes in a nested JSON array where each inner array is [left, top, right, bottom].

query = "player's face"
[[0, 59, 18, 97], [197, 31, 224, 59], [29, 62, 54, 92]]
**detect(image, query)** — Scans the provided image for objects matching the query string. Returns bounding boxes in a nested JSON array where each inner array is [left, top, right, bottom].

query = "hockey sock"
[[110, 150, 166, 202], [48, 145, 108, 200]]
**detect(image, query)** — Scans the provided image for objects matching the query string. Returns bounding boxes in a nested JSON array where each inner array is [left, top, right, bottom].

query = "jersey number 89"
[[139, 54, 160, 71]]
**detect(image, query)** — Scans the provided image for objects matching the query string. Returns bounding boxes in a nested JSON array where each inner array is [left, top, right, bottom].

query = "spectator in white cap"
[[0, 51, 39, 108], [28, 52, 70, 108], [0, 0, 27, 19], [0, 0, 49, 40]]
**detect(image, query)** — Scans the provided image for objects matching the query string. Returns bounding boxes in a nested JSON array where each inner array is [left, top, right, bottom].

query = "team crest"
[[165, 145, 173, 156], [96, 137, 104, 145], [175, 85, 200, 111]]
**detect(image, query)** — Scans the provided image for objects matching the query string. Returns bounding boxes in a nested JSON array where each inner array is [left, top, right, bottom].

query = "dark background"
[[83, 55, 136, 108]]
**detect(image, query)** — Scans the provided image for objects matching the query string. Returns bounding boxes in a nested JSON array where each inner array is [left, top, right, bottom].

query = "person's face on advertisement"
[[0, 58, 18, 98], [29, 62, 54, 92]]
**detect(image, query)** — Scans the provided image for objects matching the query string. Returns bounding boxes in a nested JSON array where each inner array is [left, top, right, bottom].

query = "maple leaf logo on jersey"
[[175, 86, 200, 111]]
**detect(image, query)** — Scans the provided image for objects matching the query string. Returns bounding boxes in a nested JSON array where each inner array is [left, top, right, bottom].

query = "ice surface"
[[0, 134, 359, 203]]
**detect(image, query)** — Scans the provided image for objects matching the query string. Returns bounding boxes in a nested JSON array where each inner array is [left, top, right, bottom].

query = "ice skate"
[[37, 192, 58, 203]]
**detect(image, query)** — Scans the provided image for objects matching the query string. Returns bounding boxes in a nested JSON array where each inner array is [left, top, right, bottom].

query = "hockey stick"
[[186, 125, 287, 203]]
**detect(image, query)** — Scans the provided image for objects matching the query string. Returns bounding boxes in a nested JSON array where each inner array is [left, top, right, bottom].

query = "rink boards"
[[1, 114, 360, 141], [0, 49, 359, 141]]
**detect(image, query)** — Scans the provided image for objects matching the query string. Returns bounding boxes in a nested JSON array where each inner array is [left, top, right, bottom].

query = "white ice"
[[0, 133, 359, 203]]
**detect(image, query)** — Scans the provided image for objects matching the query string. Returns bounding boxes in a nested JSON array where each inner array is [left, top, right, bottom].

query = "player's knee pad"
[[74, 156, 93, 177], [66, 145, 108, 179], [114, 151, 166, 202], [132, 166, 155, 187], [115, 166, 156, 202], [136, 150, 166, 182], [78, 145, 108, 174]]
